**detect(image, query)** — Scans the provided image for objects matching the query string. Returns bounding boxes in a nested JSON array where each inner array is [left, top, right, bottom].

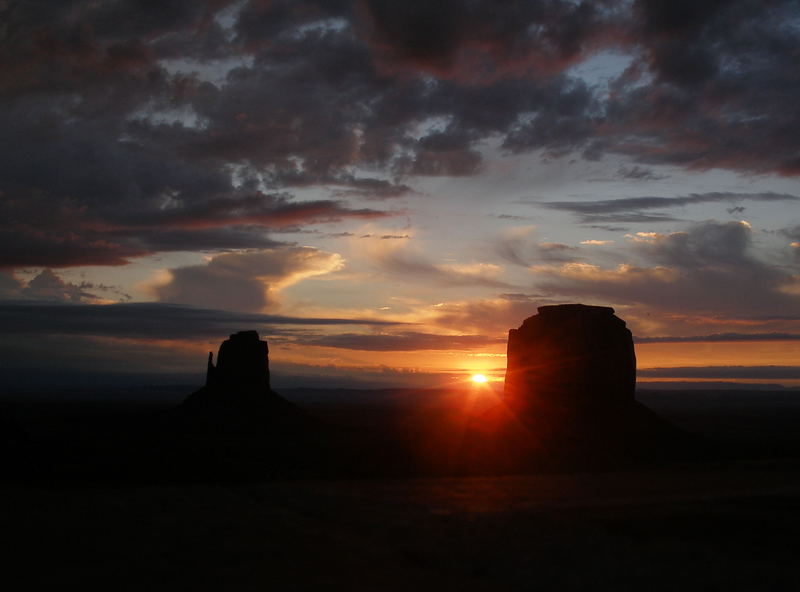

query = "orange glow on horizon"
[[471, 373, 488, 383]]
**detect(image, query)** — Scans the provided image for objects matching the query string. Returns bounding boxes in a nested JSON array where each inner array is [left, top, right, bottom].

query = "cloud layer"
[[0, 301, 401, 340], [2, 0, 799, 269], [152, 246, 344, 312], [638, 366, 800, 380], [534, 221, 800, 316], [544, 192, 799, 224]]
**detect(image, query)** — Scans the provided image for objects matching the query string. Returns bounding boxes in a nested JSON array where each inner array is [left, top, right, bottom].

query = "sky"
[[1, 0, 799, 388]]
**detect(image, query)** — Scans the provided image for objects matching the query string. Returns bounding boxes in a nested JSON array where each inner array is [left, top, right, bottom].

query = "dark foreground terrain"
[[1, 386, 799, 590]]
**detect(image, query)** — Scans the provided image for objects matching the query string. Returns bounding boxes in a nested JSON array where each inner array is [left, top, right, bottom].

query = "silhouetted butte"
[[177, 330, 320, 443], [505, 305, 692, 460], [206, 329, 270, 391], [504, 304, 636, 415]]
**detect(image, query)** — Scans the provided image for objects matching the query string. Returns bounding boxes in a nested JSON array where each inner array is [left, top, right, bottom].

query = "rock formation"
[[469, 303, 696, 468], [168, 329, 332, 477], [504, 304, 636, 414], [206, 330, 271, 390], [0, 330, 338, 483], [179, 330, 309, 431]]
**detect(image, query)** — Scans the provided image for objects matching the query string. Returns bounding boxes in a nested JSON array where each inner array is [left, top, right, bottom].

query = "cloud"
[[123, 227, 286, 253], [361, 0, 800, 176], [543, 192, 798, 223], [782, 226, 800, 262], [636, 333, 800, 344], [0, 1, 604, 271], [362, 0, 621, 81], [608, 1, 800, 174], [152, 246, 345, 312], [783, 226, 800, 241], [0, 269, 125, 303], [587, 224, 629, 232], [431, 294, 555, 335], [298, 331, 504, 351], [22, 269, 100, 303], [330, 177, 415, 199], [0, 123, 393, 267], [493, 214, 533, 221], [638, 366, 800, 380], [494, 226, 579, 267], [580, 240, 615, 246], [2, 0, 799, 273], [0, 301, 402, 340], [127, 192, 393, 230], [615, 166, 669, 181], [533, 221, 800, 315], [578, 213, 683, 225], [371, 240, 512, 288]]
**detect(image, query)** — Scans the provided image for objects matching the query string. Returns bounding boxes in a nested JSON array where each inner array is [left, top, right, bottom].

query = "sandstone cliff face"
[[504, 304, 636, 414]]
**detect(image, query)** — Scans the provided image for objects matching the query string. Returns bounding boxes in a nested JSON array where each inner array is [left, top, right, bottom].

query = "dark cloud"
[[587, 224, 629, 232], [0, 301, 402, 340], [362, 0, 464, 73], [0, 334, 207, 385], [0, 269, 104, 303], [636, 333, 800, 344], [615, 166, 669, 181], [330, 177, 415, 199], [127, 227, 286, 253], [608, 0, 800, 174], [537, 242, 580, 257], [23, 269, 96, 303], [493, 214, 533, 221], [362, 0, 621, 81], [543, 192, 798, 223], [0, 187, 386, 268], [399, 144, 483, 177], [782, 225, 800, 247], [635, 0, 729, 37], [2, 0, 799, 271], [235, 0, 351, 48], [0, 2, 394, 268], [576, 213, 682, 224], [638, 366, 800, 380], [0, 103, 392, 267], [299, 331, 503, 351], [126, 192, 391, 230]]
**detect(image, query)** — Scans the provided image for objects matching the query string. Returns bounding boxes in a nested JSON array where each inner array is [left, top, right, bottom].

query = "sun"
[[471, 373, 488, 384]]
